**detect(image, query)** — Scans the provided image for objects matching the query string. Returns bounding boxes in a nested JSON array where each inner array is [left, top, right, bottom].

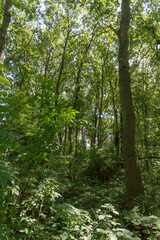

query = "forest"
[[0, 0, 160, 239]]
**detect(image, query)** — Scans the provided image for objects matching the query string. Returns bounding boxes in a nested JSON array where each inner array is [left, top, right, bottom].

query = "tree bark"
[[118, 0, 144, 208], [0, 0, 12, 65]]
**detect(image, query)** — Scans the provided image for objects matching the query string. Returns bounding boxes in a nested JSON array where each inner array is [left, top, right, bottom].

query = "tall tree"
[[118, 0, 144, 208], [0, 0, 12, 65]]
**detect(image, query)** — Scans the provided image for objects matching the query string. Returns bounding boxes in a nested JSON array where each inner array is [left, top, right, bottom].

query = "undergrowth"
[[0, 160, 160, 240]]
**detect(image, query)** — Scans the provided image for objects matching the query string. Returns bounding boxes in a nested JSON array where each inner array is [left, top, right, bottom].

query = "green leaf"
[[113, 210, 119, 215], [60, 232, 69, 240], [30, 177, 38, 182], [0, 176, 7, 187], [0, 172, 10, 187], [0, 129, 19, 141], [0, 63, 6, 72], [108, 232, 117, 240], [98, 214, 106, 220], [0, 91, 7, 96], [0, 75, 10, 86]]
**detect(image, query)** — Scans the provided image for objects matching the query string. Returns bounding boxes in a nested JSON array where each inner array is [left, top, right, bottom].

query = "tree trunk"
[[72, 27, 96, 155], [0, 0, 12, 65], [68, 126, 73, 175], [73, 27, 96, 110], [118, 0, 144, 208], [68, 126, 73, 155], [55, 27, 71, 106], [98, 60, 105, 148], [63, 127, 67, 155], [74, 130, 78, 157], [93, 93, 99, 148], [109, 77, 119, 154], [143, 82, 150, 171]]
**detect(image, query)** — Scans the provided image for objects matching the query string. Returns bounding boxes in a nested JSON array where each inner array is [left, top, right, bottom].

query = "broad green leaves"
[[0, 75, 10, 86]]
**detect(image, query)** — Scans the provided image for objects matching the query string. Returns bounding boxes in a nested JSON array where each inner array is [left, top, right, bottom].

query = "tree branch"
[[139, 156, 160, 160], [108, 24, 120, 37]]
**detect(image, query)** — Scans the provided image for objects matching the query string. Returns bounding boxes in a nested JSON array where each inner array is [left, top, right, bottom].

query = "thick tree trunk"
[[0, 0, 12, 65], [118, 0, 144, 208]]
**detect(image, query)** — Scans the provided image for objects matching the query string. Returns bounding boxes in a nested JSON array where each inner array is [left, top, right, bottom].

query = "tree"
[[1, 0, 159, 209], [0, 0, 12, 65], [118, 0, 144, 208]]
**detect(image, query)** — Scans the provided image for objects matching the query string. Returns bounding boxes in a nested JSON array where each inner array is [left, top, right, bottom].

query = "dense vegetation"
[[0, 0, 160, 239]]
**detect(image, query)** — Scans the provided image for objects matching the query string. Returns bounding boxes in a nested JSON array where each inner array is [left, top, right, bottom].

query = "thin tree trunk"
[[53, 28, 71, 152], [44, 47, 53, 78], [120, 111, 123, 155], [55, 27, 71, 106], [143, 81, 150, 171], [93, 93, 99, 148], [73, 27, 96, 110], [68, 126, 73, 155], [81, 127, 86, 150], [68, 126, 73, 175], [118, 0, 144, 208], [72, 27, 96, 156], [98, 60, 105, 148], [63, 126, 67, 155], [109, 77, 119, 153], [74, 130, 78, 157], [97, 88, 103, 148], [0, 0, 12, 65]]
